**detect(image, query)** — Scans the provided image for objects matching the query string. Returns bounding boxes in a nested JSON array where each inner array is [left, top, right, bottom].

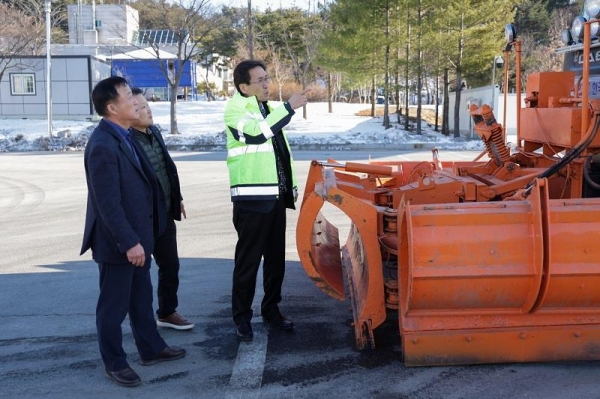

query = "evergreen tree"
[[514, 0, 551, 46], [435, 0, 516, 136]]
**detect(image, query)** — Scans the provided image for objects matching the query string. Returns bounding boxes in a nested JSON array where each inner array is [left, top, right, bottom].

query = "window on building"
[[10, 73, 36, 95]]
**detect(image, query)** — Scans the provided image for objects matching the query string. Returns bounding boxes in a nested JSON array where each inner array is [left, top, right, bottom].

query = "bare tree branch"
[[0, 2, 47, 83], [128, 0, 219, 134]]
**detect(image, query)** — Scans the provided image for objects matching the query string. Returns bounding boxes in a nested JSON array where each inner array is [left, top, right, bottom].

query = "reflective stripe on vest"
[[235, 112, 274, 143], [230, 185, 279, 197], [259, 120, 274, 139], [236, 117, 249, 144], [228, 142, 274, 158]]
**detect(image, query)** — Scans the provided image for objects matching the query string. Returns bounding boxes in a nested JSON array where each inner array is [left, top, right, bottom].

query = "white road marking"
[[225, 270, 267, 399], [224, 325, 268, 399]]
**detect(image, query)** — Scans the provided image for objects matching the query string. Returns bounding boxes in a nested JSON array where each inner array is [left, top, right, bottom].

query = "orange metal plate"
[[402, 325, 600, 366], [520, 108, 585, 148]]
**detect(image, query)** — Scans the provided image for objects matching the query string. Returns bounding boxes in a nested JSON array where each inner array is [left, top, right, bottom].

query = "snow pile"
[[0, 101, 485, 152]]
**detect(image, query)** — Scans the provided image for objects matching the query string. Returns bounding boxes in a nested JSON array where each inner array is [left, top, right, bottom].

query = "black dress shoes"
[[105, 366, 141, 387], [139, 346, 186, 366], [236, 321, 253, 341], [263, 313, 294, 331]]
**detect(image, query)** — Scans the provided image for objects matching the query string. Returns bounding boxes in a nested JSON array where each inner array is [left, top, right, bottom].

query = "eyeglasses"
[[248, 76, 272, 85]]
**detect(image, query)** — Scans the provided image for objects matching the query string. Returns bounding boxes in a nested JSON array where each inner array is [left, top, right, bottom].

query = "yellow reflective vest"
[[224, 92, 297, 201]]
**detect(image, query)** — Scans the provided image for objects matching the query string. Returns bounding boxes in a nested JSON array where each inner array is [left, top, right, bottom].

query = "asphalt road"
[[0, 150, 599, 399]]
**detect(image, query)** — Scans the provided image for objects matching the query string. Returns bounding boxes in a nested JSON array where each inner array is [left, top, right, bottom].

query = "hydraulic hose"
[[584, 155, 600, 191]]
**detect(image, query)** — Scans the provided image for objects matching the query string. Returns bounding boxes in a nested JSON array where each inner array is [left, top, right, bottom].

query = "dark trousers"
[[96, 259, 166, 372], [153, 217, 180, 319], [232, 199, 286, 325]]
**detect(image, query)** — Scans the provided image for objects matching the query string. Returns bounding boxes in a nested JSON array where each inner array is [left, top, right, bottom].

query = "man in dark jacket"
[[81, 77, 185, 388], [130, 87, 193, 331]]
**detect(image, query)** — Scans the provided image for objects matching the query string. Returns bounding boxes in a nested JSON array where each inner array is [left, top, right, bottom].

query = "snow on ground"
[[0, 100, 486, 152]]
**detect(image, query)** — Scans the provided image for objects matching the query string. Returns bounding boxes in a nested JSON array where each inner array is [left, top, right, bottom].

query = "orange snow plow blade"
[[399, 179, 600, 365]]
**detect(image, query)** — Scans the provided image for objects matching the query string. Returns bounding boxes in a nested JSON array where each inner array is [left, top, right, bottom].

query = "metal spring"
[[383, 209, 397, 233], [384, 278, 399, 309], [481, 104, 511, 164], [375, 191, 393, 207]]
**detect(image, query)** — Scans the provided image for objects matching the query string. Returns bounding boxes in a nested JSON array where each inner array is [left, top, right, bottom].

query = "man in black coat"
[[130, 87, 193, 331], [81, 77, 185, 388]]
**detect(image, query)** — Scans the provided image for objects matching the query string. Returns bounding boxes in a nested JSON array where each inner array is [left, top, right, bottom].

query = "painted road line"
[[224, 324, 268, 399]]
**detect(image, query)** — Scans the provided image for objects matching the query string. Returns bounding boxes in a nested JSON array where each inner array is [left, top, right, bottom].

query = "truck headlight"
[[561, 29, 572, 45], [571, 16, 586, 41], [592, 19, 600, 37], [505, 24, 516, 43], [585, 0, 600, 19]]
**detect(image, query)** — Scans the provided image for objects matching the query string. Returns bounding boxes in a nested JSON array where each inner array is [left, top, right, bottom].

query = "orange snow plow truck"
[[296, 17, 600, 366]]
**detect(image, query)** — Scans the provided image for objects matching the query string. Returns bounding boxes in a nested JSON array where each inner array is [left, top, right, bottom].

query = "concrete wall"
[[448, 85, 524, 138], [0, 56, 110, 119]]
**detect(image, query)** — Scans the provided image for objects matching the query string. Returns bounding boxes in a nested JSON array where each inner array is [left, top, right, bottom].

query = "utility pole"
[[247, 0, 253, 59], [404, 12, 410, 131], [45, 0, 53, 138]]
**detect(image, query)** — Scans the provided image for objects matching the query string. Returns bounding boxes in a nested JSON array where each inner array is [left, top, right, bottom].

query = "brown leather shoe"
[[104, 366, 141, 387], [139, 346, 186, 366], [157, 312, 195, 330]]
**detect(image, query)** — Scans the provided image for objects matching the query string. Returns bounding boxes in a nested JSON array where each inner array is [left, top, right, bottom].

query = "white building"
[[67, 3, 138, 46], [0, 55, 110, 118], [0, 2, 235, 119], [197, 54, 232, 97]]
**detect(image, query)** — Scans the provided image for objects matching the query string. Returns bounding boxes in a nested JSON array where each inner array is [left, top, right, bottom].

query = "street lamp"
[[491, 55, 504, 109]]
